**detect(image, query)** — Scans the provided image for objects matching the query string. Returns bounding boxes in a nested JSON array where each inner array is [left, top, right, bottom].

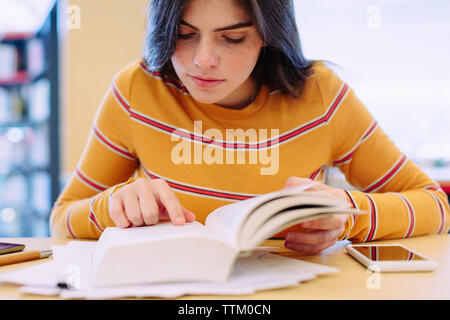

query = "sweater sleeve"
[[315, 62, 450, 242], [49, 64, 140, 239]]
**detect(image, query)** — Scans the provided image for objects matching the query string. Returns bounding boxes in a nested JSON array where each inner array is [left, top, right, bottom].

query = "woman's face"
[[171, 0, 265, 109]]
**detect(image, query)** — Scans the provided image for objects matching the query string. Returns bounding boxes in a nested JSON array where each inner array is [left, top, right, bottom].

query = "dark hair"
[[143, 0, 314, 98]]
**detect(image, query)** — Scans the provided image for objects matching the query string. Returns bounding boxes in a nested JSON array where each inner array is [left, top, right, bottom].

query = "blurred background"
[[0, 0, 448, 237]]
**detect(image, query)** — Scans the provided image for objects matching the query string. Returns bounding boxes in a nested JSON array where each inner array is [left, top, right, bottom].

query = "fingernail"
[[175, 217, 184, 225], [187, 211, 196, 221]]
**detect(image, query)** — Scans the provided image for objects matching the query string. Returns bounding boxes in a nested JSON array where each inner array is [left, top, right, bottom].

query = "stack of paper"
[[0, 241, 338, 299]]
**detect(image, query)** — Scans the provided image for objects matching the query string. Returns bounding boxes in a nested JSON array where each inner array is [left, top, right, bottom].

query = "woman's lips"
[[190, 75, 225, 89]]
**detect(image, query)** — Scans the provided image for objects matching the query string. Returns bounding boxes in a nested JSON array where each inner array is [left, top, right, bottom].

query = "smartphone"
[[345, 244, 437, 272], [0, 242, 25, 255]]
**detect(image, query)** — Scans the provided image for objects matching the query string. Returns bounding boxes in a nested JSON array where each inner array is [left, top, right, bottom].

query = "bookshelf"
[[0, 0, 60, 236]]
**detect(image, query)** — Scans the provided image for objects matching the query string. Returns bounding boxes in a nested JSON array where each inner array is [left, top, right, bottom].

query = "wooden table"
[[0, 235, 449, 300]]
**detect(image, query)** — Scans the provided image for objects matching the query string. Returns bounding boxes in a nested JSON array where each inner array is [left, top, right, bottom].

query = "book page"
[[96, 221, 228, 246], [204, 197, 266, 247], [242, 208, 357, 250], [239, 193, 345, 245], [205, 184, 318, 247]]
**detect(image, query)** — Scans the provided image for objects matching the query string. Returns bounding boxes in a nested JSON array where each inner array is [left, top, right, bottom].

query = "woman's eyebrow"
[[180, 20, 253, 31]]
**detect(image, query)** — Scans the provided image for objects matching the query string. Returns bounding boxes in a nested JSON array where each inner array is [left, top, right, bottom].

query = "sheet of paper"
[[20, 284, 62, 296], [23, 253, 316, 299], [51, 241, 96, 290], [2, 241, 337, 299], [0, 261, 61, 287], [0, 240, 95, 290]]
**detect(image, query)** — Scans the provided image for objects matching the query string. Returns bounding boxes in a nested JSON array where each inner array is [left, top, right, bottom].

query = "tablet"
[[345, 243, 437, 272]]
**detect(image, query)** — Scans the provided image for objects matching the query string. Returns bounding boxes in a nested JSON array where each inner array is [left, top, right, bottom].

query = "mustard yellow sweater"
[[50, 59, 449, 241]]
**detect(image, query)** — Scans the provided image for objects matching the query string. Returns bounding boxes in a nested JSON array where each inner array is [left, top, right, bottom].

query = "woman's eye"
[[177, 33, 245, 44], [178, 33, 195, 39], [223, 36, 245, 44]]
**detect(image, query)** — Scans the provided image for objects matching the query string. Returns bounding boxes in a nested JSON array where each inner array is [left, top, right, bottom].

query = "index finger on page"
[[152, 180, 186, 225]]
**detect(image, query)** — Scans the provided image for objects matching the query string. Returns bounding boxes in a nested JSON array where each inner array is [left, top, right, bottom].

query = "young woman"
[[50, 0, 449, 254]]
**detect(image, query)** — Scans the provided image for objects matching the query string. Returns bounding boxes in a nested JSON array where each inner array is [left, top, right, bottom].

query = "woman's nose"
[[193, 39, 219, 69]]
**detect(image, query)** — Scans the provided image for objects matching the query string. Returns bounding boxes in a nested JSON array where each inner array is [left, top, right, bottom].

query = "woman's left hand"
[[283, 176, 349, 254]]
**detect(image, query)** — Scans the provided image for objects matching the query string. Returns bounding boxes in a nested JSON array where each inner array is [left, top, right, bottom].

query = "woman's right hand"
[[109, 178, 196, 228]]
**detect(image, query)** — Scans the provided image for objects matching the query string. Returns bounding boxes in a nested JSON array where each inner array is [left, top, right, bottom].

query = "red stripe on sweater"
[[76, 169, 107, 192], [366, 195, 377, 242], [364, 154, 407, 193], [89, 212, 104, 232], [66, 206, 77, 239], [93, 127, 137, 160], [142, 166, 255, 201], [114, 81, 349, 151], [397, 194, 415, 238]]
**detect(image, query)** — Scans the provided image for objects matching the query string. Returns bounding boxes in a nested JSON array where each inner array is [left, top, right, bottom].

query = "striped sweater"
[[50, 59, 450, 241]]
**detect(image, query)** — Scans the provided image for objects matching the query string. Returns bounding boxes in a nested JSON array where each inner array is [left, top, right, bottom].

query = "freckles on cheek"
[[172, 44, 192, 71], [226, 45, 261, 72], [172, 39, 262, 76], [241, 40, 264, 63]]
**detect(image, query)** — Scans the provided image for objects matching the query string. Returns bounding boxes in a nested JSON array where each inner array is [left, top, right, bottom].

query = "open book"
[[91, 185, 363, 287]]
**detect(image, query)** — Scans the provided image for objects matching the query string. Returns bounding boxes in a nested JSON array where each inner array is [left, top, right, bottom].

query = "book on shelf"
[[91, 184, 364, 287]]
